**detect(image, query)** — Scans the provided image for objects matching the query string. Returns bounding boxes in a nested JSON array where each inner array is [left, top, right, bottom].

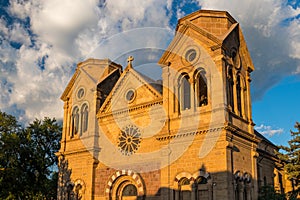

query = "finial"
[[127, 56, 134, 68]]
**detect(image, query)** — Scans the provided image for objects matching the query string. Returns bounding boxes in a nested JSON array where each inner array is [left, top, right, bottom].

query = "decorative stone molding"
[[105, 169, 145, 197]]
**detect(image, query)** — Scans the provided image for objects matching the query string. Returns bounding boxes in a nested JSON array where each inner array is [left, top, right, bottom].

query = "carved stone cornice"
[[156, 126, 224, 141], [98, 100, 163, 119], [224, 122, 260, 143]]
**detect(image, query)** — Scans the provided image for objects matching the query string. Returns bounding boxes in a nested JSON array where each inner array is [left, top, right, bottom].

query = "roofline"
[[60, 58, 122, 101], [254, 130, 278, 149], [176, 9, 237, 31]]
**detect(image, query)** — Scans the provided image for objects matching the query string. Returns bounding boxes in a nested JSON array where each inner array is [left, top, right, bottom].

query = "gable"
[[222, 24, 255, 71], [98, 67, 163, 115], [158, 21, 222, 66], [61, 59, 122, 101], [177, 10, 237, 37]]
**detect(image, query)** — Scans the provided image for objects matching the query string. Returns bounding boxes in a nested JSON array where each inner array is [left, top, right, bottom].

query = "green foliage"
[[0, 111, 61, 199], [277, 122, 300, 187], [259, 185, 286, 200]]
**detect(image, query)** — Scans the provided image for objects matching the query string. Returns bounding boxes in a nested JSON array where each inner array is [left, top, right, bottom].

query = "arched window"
[[178, 177, 191, 200], [75, 184, 83, 200], [227, 67, 234, 111], [234, 172, 252, 200], [122, 184, 137, 196], [194, 69, 208, 107], [71, 106, 79, 137], [236, 74, 242, 116], [179, 73, 191, 110], [195, 176, 208, 184], [195, 176, 209, 199], [81, 103, 88, 135], [179, 177, 190, 186]]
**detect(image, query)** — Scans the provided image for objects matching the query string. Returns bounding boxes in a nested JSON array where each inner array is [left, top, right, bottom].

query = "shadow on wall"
[[131, 170, 253, 200], [56, 156, 79, 200], [57, 160, 286, 200]]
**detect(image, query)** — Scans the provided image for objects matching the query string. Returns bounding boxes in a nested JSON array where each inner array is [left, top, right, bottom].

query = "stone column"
[[191, 181, 197, 200], [174, 184, 180, 200], [251, 150, 259, 200], [238, 182, 244, 200], [191, 76, 195, 110], [246, 67, 254, 133], [232, 69, 238, 114], [246, 184, 251, 200], [62, 101, 69, 150], [241, 83, 246, 119]]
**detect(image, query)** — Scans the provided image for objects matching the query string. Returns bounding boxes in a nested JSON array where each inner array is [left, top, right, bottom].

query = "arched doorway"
[[106, 170, 145, 200], [116, 182, 138, 200]]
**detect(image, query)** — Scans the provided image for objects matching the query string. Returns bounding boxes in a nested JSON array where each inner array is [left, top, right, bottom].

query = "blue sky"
[[0, 0, 299, 145]]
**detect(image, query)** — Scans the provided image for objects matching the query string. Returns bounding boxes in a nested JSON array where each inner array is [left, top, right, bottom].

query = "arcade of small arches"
[[173, 171, 212, 200], [234, 171, 252, 200], [176, 49, 249, 119], [177, 67, 208, 112], [102, 169, 221, 200], [105, 170, 145, 200], [225, 49, 248, 119], [70, 102, 89, 138], [66, 179, 85, 200]]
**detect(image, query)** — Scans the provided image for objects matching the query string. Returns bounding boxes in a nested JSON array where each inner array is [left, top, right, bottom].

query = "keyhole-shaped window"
[[194, 69, 208, 107], [81, 103, 88, 135], [179, 74, 191, 110], [71, 106, 79, 137]]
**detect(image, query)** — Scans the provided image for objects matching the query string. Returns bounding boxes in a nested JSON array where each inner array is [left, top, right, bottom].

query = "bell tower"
[[159, 10, 255, 135]]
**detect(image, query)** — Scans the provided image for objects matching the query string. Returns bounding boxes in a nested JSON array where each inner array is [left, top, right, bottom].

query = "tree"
[[258, 185, 286, 200], [0, 111, 23, 199], [0, 111, 61, 199], [277, 122, 300, 198], [24, 117, 61, 198]]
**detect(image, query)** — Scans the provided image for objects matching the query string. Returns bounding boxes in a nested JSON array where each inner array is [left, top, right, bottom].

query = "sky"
[[0, 0, 299, 146]]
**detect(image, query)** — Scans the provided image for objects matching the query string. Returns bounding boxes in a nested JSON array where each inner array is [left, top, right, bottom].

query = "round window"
[[125, 89, 135, 102], [77, 88, 85, 99], [185, 49, 197, 62], [118, 125, 141, 156]]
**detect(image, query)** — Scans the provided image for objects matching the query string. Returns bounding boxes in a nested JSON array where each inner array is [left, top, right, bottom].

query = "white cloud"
[[256, 124, 284, 137], [195, 0, 300, 100], [1, 0, 300, 124], [1, 0, 173, 124]]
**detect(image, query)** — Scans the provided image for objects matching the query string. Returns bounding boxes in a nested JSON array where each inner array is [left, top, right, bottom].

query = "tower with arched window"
[[57, 10, 289, 200]]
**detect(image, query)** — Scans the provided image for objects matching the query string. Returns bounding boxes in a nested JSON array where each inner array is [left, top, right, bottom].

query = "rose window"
[[118, 125, 141, 156]]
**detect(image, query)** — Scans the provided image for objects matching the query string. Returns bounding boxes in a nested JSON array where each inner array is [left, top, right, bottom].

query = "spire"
[[126, 56, 134, 69]]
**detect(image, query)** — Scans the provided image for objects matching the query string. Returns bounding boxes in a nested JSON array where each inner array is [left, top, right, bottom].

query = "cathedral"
[[57, 10, 290, 200]]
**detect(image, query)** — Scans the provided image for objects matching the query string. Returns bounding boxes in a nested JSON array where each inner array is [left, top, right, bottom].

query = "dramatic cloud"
[[0, 0, 173, 124], [0, 0, 299, 125], [256, 124, 284, 137], [195, 0, 300, 100]]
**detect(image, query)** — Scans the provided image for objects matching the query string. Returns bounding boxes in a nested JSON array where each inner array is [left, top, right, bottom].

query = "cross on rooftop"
[[127, 56, 134, 67]]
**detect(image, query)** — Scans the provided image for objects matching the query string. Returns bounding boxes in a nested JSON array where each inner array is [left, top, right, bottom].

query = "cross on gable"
[[127, 56, 134, 63], [127, 56, 134, 68]]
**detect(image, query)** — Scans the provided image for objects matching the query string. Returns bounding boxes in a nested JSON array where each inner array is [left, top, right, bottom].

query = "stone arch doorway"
[[106, 170, 145, 200], [116, 181, 138, 200]]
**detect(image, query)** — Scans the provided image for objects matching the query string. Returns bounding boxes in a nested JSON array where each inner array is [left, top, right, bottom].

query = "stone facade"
[[57, 10, 290, 200]]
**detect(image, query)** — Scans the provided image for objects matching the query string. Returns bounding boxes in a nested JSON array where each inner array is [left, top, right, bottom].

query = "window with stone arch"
[[194, 69, 208, 107], [195, 176, 208, 184], [80, 103, 88, 135], [74, 183, 83, 200], [122, 184, 137, 197], [236, 73, 242, 117], [71, 106, 79, 137], [178, 73, 191, 111], [179, 177, 190, 186], [226, 66, 234, 111], [234, 171, 252, 200], [178, 177, 191, 200]]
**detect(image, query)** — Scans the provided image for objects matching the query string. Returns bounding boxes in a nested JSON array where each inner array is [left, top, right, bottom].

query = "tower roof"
[[176, 10, 237, 37]]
